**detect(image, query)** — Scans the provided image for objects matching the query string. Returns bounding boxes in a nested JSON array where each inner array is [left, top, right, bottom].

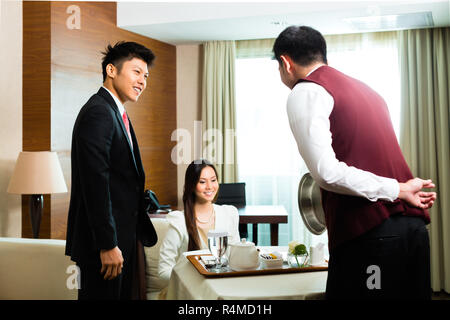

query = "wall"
[[175, 45, 203, 206], [22, 1, 52, 237], [21, 1, 177, 239], [0, 0, 23, 237]]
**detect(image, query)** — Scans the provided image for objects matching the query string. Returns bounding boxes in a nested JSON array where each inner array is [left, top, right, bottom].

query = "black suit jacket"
[[65, 87, 157, 265]]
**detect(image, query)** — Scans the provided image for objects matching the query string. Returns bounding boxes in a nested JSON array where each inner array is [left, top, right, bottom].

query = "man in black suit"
[[65, 41, 157, 300]]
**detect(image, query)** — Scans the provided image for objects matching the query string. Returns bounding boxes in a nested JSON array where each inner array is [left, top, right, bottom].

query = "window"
[[235, 32, 399, 253], [236, 58, 316, 249]]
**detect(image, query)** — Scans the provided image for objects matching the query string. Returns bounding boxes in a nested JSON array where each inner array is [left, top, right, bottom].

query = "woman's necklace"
[[196, 206, 215, 224]]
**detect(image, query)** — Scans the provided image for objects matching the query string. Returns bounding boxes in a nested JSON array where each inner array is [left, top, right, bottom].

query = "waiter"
[[273, 26, 436, 299]]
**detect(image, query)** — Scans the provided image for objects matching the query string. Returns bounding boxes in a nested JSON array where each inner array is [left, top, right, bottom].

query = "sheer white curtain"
[[235, 32, 399, 252], [235, 58, 308, 247]]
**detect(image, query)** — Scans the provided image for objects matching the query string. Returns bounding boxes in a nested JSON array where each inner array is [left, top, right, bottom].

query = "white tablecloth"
[[166, 247, 328, 300]]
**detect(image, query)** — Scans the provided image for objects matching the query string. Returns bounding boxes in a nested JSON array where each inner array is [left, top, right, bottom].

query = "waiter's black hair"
[[273, 25, 327, 66], [101, 41, 155, 82]]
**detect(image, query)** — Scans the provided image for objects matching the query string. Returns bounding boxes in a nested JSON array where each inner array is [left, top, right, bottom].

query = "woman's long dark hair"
[[183, 159, 219, 251]]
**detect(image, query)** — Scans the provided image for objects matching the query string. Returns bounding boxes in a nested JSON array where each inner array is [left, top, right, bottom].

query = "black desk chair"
[[215, 182, 248, 239]]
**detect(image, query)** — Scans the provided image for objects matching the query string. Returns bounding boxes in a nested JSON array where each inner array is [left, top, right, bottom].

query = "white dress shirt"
[[103, 86, 125, 116], [158, 204, 240, 286], [102, 86, 133, 149], [287, 66, 399, 202]]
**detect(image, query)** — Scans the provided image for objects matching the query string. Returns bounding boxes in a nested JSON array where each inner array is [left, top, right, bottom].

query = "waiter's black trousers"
[[326, 214, 431, 300]]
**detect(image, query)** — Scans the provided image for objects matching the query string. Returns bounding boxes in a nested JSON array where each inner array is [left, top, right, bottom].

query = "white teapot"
[[228, 238, 260, 271]]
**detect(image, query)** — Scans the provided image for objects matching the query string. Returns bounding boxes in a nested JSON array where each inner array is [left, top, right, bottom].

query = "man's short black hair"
[[273, 26, 327, 66], [101, 41, 155, 82]]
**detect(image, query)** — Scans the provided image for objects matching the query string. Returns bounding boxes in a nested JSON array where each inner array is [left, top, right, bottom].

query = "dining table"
[[238, 205, 288, 246], [165, 247, 328, 300]]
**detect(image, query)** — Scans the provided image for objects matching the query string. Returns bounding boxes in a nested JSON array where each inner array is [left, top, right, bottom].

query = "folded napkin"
[[310, 243, 325, 266]]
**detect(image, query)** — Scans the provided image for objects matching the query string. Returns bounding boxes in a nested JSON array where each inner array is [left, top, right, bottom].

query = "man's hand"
[[398, 178, 437, 209], [100, 246, 124, 280]]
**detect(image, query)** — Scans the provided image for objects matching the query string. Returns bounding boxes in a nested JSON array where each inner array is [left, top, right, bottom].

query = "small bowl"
[[260, 254, 283, 269]]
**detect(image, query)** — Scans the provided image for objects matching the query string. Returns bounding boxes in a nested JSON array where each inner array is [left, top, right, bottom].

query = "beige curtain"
[[325, 31, 397, 51], [398, 27, 450, 293], [202, 41, 238, 183], [236, 32, 398, 58], [236, 38, 275, 58]]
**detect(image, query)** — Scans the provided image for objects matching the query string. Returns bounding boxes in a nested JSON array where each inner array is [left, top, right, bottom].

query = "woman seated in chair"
[[158, 159, 240, 290]]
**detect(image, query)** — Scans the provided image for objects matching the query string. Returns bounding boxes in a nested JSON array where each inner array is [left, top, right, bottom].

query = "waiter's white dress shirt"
[[287, 66, 399, 202]]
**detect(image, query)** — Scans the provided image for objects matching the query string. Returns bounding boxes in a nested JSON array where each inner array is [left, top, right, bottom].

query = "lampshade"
[[7, 151, 68, 195]]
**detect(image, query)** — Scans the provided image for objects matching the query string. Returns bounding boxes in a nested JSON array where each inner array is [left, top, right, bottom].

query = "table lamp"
[[7, 151, 68, 238]]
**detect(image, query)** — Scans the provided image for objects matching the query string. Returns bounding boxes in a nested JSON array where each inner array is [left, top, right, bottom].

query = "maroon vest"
[[298, 66, 430, 251]]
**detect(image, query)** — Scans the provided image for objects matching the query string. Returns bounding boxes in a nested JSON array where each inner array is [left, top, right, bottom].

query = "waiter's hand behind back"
[[100, 246, 124, 280], [399, 178, 437, 209]]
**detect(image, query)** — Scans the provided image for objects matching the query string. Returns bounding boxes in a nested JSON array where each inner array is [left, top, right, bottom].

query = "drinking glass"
[[207, 230, 229, 272]]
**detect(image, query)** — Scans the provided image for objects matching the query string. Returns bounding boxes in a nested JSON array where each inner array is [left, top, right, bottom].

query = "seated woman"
[[158, 159, 240, 290]]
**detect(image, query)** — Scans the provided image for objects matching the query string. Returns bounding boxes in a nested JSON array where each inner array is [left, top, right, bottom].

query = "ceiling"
[[117, 0, 450, 45]]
